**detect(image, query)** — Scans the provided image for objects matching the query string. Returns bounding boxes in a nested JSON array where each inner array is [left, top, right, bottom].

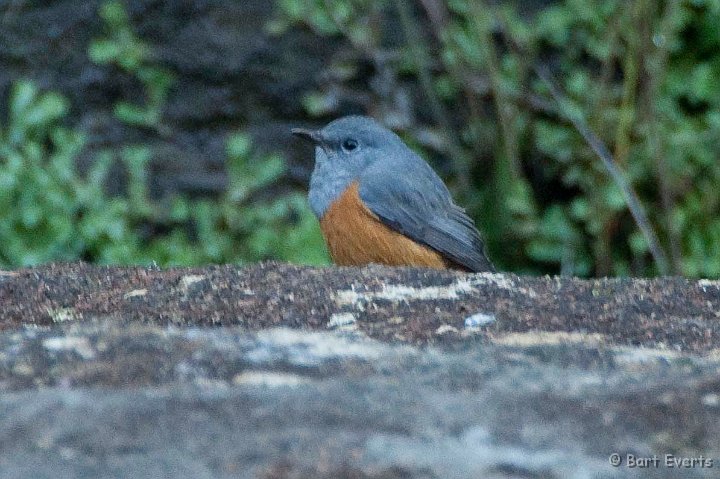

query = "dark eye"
[[341, 138, 358, 152]]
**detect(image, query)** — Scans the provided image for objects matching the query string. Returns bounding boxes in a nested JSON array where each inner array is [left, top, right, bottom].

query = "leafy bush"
[[0, 80, 126, 266], [0, 80, 327, 268], [9, 0, 332, 269]]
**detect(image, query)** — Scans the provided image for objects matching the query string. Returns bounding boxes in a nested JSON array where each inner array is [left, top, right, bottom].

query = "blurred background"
[[1, 0, 719, 277]]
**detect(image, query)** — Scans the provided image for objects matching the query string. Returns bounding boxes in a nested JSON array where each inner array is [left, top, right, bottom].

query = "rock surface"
[[1, 263, 719, 478]]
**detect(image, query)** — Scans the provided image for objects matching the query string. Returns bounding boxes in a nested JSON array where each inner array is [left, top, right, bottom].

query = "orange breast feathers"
[[319, 181, 450, 269]]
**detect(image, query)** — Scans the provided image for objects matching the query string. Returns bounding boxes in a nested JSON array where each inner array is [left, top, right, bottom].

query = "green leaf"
[[88, 39, 123, 64], [226, 132, 252, 159], [99, 0, 129, 27]]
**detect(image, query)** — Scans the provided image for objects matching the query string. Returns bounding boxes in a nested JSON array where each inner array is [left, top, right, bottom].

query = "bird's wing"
[[358, 162, 495, 272]]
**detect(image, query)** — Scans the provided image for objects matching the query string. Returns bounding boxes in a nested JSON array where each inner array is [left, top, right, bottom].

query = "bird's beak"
[[291, 128, 323, 145]]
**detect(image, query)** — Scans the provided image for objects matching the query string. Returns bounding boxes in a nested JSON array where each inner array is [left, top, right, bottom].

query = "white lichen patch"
[[435, 324, 459, 335], [42, 336, 95, 360], [327, 312, 357, 329], [612, 345, 684, 365], [179, 274, 207, 292], [491, 332, 606, 347], [464, 312, 496, 328], [470, 273, 539, 298], [123, 288, 147, 299], [47, 307, 81, 323], [702, 393, 719, 407], [335, 273, 536, 307], [698, 279, 720, 291], [233, 371, 311, 387], [335, 282, 471, 305], [12, 362, 34, 376], [707, 348, 720, 362], [248, 328, 399, 367], [192, 377, 231, 391]]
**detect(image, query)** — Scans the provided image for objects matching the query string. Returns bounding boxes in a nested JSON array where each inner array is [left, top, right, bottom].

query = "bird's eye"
[[341, 138, 358, 152]]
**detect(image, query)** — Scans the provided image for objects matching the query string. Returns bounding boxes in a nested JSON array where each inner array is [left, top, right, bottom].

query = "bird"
[[291, 115, 494, 272]]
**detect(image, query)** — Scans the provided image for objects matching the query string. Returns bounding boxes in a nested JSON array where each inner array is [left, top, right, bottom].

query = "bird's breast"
[[319, 181, 449, 269]]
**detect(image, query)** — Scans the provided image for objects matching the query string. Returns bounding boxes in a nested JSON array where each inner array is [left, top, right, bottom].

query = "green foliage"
[[218, 132, 328, 266], [89, 0, 175, 131], [0, 0, 329, 269], [0, 81, 126, 266], [272, 0, 720, 277], [0, 80, 328, 268]]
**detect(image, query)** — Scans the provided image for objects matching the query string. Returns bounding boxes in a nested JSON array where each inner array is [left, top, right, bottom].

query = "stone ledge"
[[2, 262, 719, 352], [0, 262, 719, 478]]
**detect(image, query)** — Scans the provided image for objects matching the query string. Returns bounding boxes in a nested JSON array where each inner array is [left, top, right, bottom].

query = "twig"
[[470, 1, 521, 179], [613, 0, 643, 167], [535, 64, 670, 275], [642, 0, 683, 273]]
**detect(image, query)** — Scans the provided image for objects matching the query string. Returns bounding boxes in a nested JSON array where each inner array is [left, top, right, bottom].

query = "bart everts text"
[[608, 453, 713, 469]]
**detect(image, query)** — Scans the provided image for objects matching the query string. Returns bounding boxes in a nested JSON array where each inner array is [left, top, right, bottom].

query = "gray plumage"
[[292, 115, 495, 272]]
